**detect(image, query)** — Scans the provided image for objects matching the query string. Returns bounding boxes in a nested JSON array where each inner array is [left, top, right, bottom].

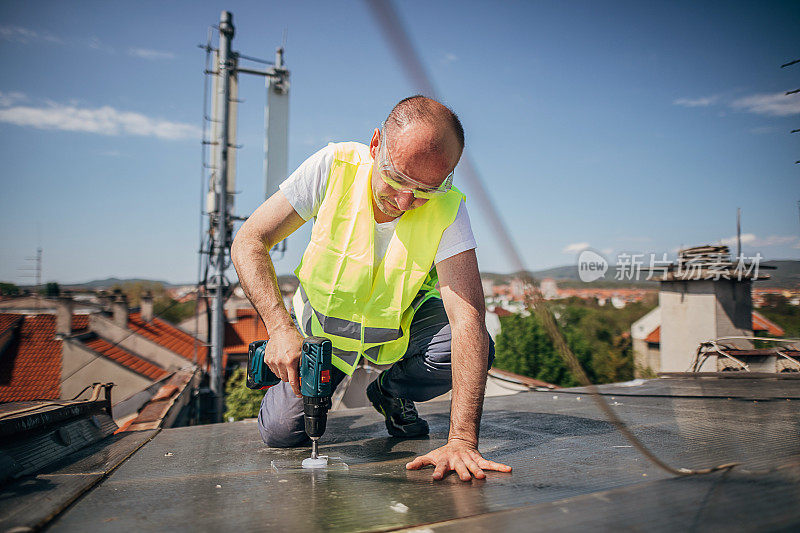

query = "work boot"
[[366, 374, 429, 438]]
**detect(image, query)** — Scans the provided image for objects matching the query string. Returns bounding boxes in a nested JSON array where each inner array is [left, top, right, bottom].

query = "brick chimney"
[[141, 291, 154, 322], [112, 293, 128, 328], [55, 296, 74, 337]]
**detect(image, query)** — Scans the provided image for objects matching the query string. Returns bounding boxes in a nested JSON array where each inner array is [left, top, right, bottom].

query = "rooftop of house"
[[127, 312, 207, 366], [0, 308, 201, 405], [224, 308, 268, 356], [638, 311, 786, 344], [0, 314, 62, 402], [2, 376, 798, 531], [80, 333, 169, 381]]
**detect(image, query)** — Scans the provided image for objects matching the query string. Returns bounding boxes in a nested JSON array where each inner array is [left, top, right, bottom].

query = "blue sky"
[[0, 0, 798, 285]]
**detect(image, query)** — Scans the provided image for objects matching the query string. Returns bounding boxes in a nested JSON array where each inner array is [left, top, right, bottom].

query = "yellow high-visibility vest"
[[292, 142, 464, 375]]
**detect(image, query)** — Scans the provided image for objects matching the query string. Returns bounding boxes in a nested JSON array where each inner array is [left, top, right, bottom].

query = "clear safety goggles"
[[376, 125, 454, 199]]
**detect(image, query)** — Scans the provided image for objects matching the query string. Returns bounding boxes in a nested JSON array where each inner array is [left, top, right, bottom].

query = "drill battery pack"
[[246, 340, 281, 390], [246, 337, 334, 394]]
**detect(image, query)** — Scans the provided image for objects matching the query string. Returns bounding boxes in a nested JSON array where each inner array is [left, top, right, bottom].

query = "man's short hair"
[[385, 95, 465, 150]]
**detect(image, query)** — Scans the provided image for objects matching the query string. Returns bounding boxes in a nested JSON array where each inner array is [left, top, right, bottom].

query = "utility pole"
[[736, 207, 741, 259], [19, 247, 43, 309], [201, 11, 290, 422], [208, 11, 235, 421]]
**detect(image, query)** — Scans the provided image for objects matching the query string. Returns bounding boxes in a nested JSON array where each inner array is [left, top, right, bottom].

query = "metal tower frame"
[[200, 11, 290, 422]]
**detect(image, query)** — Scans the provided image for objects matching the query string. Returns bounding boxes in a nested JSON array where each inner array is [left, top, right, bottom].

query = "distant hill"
[[23, 259, 800, 292], [482, 259, 800, 288], [61, 278, 188, 289], [58, 275, 300, 291], [762, 260, 800, 288]]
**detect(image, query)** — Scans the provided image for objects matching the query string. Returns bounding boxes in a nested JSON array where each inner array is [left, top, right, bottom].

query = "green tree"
[[758, 294, 800, 339], [224, 367, 265, 421], [0, 282, 20, 296], [494, 314, 581, 386], [155, 298, 197, 324], [493, 298, 652, 387], [44, 282, 60, 298]]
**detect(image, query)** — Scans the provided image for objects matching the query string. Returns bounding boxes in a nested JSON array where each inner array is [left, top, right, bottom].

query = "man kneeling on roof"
[[232, 95, 511, 481]]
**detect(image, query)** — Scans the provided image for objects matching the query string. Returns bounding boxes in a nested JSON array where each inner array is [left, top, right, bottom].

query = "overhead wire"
[[365, 0, 742, 477]]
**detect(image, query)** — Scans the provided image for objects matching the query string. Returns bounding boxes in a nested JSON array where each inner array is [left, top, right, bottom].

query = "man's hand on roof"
[[264, 326, 304, 398], [405, 438, 512, 481]]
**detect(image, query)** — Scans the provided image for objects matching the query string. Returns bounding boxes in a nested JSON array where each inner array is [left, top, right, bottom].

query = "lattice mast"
[[200, 11, 290, 422]]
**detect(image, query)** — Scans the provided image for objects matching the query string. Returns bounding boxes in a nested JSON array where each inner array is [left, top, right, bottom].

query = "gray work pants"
[[256, 297, 495, 447]]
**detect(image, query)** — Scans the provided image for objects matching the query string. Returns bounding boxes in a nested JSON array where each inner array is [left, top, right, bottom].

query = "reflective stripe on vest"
[[294, 141, 464, 375], [299, 285, 401, 343]]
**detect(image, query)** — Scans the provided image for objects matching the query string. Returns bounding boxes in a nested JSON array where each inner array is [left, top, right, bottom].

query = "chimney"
[[112, 293, 128, 328], [55, 296, 74, 337], [141, 291, 154, 322], [657, 245, 758, 372], [97, 290, 113, 312]]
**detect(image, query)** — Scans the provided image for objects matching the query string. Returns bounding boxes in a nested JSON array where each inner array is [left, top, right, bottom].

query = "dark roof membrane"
[[34, 377, 800, 532]]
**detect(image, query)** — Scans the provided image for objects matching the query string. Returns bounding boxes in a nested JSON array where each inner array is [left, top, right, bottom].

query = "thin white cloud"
[[749, 126, 775, 135], [673, 95, 719, 108], [442, 52, 458, 64], [98, 149, 130, 157], [757, 235, 799, 247], [88, 37, 115, 54], [0, 101, 201, 141], [731, 92, 800, 117], [128, 47, 176, 60], [0, 25, 62, 44], [0, 91, 28, 107], [720, 233, 756, 246], [562, 242, 590, 254], [720, 234, 798, 247]]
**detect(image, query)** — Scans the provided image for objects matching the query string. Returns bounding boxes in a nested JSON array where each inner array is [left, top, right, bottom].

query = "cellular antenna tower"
[[199, 11, 290, 421]]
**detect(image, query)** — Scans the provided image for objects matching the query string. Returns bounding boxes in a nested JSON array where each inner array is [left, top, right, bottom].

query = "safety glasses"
[[376, 125, 454, 199]]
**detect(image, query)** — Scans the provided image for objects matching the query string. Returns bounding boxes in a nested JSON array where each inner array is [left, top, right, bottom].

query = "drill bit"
[[310, 438, 319, 459]]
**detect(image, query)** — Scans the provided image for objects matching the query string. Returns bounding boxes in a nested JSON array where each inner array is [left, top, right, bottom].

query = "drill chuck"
[[303, 396, 331, 439], [247, 336, 333, 448]]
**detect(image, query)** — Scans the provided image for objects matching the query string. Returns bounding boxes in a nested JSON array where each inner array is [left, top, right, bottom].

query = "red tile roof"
[[492, 307, 513, 318], [127, 312, 207, 366], [0, 314, 21, 335], [0, 314, 62, 402], [489, 368, 558, 389], [644, 326, 661, 344], [117, 370, 195, 432], [72, 314, 89, 333], [641, 311, 785, 344], [81, 334, 168, 381], [751, 311, 785, 337], [224, 309, 268, 355]]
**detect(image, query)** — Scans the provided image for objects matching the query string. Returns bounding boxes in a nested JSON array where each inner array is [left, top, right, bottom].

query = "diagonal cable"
[[364, 0, 739, 477]]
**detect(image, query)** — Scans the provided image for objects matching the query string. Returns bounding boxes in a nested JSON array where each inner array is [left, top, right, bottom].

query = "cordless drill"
[[247, 337, 333, 459]]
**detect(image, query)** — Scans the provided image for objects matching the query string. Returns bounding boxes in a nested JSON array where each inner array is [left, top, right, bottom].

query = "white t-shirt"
[[280, 143, 476, 265]]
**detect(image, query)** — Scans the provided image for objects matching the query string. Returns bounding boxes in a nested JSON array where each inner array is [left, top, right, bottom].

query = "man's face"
[[368, 124, 460, 220]]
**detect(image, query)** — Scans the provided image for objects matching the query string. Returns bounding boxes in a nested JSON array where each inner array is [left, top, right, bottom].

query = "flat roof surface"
[[45, 377, 800, 531]]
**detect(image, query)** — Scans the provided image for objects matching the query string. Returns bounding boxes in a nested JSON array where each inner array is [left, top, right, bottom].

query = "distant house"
[[633, 309, 786, 375], [631, 245, 791, 375], [0, 293, 205, 429]]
